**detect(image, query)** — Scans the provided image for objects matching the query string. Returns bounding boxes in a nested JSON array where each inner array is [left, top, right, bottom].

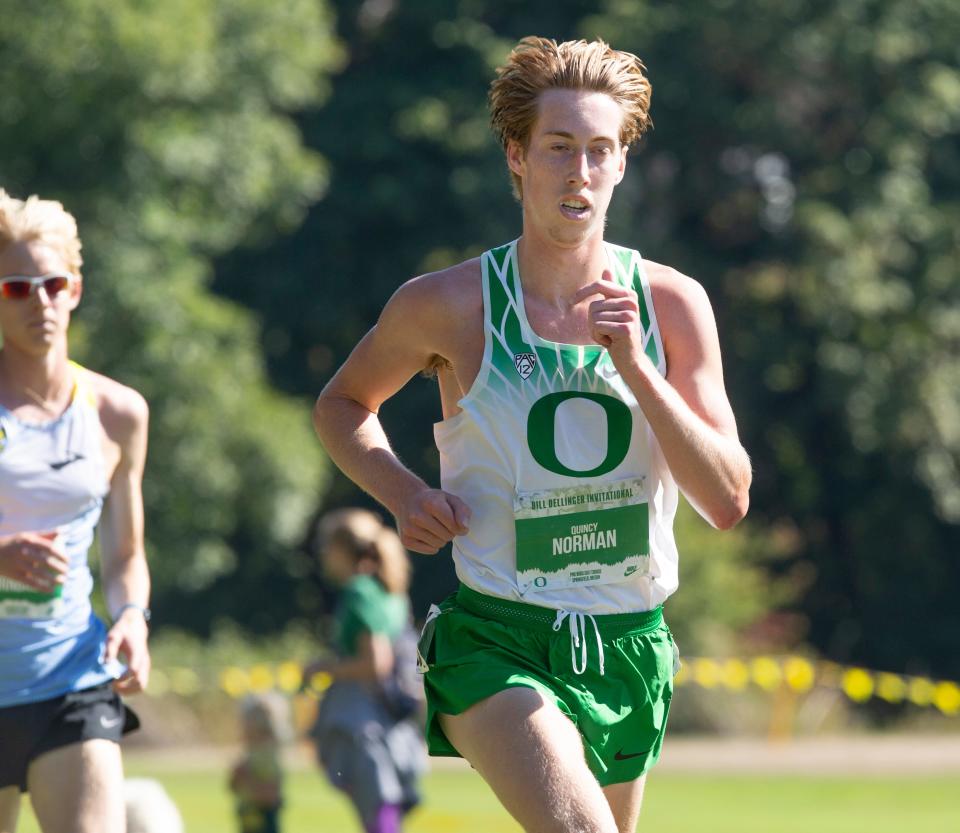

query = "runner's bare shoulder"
[[391, 257, 482, 324], [82, 369, 149, 446], [382, 257, 483, 369], [643, 259, 715, 334]]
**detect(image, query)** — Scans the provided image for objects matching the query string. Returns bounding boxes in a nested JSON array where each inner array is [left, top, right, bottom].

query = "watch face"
[[116, 603, 150, 622]]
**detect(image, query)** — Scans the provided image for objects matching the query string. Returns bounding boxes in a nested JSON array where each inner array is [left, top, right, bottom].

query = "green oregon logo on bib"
[[516, 391, 650, 594]]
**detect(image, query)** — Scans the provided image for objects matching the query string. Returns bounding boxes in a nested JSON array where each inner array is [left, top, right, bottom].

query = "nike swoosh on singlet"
[[49, 453, 86, 470]]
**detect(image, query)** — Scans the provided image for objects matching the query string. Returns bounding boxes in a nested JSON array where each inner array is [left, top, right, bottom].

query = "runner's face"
[[0, 240, 81, 355], [507, 89, 628, 247]]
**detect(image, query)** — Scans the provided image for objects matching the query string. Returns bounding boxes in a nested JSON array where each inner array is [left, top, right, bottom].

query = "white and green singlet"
[[434, 240, 679, 614]]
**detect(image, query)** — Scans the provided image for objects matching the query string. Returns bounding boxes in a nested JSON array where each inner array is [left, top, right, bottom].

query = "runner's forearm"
[[621, 361, 751, 529], [102, 550, 151, 619], [313, 392, 431, 517]]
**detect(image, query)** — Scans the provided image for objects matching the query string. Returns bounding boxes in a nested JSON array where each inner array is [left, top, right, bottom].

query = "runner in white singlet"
[[0, 190, 151, 833], [437, 238, 678, 612], [313, 38, 751, 833]]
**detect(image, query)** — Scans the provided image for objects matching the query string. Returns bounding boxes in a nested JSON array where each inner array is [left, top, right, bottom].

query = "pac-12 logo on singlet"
[[514, 352, 537, 380]]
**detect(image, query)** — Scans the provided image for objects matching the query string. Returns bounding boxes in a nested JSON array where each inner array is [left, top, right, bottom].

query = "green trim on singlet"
[[481, 240, 663, 404]]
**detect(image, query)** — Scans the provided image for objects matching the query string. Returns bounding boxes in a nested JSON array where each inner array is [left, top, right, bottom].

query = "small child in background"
[[229, 692, 291, 833]]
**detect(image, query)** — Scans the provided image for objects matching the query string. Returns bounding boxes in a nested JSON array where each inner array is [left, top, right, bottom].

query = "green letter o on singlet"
[[527, 392, 632, 477]]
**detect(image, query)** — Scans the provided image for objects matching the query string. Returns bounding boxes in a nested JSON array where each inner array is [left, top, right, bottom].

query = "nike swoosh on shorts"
[[614, 748, 651, 761]]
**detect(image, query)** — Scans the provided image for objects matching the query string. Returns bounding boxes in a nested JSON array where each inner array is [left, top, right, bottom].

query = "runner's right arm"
[[314, 276, 471, 554]]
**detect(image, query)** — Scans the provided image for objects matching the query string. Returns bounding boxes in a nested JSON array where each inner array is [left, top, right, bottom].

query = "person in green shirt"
[[306, 509, 425, 833]]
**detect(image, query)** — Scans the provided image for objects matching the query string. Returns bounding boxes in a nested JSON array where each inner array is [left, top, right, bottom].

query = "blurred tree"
[[0, 0, 343, 633]]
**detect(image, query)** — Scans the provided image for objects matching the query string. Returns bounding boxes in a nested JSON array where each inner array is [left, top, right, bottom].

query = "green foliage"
[[149, 620, 320, 670], [670, 501, 792, 655], [0, 0, 341, 631]]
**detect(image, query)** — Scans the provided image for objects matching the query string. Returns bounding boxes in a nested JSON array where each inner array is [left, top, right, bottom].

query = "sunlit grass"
[[17, 757, 959, 833]]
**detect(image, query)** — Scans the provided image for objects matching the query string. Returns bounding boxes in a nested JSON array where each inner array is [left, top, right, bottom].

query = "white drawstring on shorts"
[[417, 604, 443, 673], [553, 609, 605, 676]]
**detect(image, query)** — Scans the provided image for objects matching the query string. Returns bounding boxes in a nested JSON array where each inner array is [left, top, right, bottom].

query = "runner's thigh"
[[28, 739, 124, 833], [440, 687, 618, 833]]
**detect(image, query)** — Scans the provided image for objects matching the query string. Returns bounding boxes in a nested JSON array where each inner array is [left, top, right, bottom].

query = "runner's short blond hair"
[[0, 189, 83, 276], [489, 37, 653, 198]]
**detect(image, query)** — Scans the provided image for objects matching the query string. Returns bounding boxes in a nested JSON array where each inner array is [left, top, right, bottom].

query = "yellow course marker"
[[842, 668, 874, 703], [248, 664, 275, 693], [934, 681, 960, 716], [221, 666, 249, 699], [276, 661, 303, 693], [750, 657, 782, 692], [783, 657, 815, 692]]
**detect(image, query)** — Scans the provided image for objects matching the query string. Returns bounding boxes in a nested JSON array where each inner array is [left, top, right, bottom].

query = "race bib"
[[514, 477, 650, 594], [0, 578, 65, 619]]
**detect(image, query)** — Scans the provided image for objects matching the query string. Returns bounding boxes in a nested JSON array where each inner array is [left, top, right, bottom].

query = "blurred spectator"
[[228, 692, 291, 833], [306, 508, 426, 833]]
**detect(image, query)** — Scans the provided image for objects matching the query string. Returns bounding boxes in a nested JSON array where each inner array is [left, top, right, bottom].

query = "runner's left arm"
[[98, 383, 152, 694], [577, 268, 751, 529]]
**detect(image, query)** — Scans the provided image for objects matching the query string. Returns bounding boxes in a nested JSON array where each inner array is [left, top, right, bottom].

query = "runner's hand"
[[574, 272, 647, 370], [396, 488, 471, 554], [0, 531, 69, 592], [107, 608, 151, 695]]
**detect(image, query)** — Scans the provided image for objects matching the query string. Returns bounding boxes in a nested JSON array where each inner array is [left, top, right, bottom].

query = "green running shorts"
[[417, 584, 676, 786]]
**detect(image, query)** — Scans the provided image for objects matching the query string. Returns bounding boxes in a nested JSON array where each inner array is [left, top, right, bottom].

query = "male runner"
[[0, 190, 151, 833], [314, 37, 751, 833]]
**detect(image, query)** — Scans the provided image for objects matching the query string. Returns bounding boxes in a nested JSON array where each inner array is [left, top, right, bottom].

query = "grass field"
[[16, 760, 959, 833]]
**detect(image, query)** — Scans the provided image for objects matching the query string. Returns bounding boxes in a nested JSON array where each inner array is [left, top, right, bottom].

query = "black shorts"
[[0, 683, 140, 792]]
